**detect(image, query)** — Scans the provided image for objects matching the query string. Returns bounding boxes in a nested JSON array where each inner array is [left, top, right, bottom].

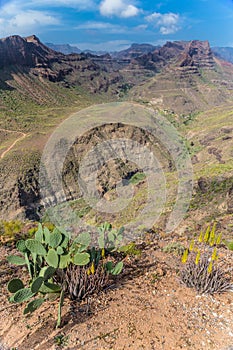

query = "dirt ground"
[[0, 232, 233, 350]]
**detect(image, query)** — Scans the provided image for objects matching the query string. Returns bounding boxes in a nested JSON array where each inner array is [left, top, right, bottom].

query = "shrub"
[[0, 220, 23, 242], [180, 253, 232, 294], [163, 242, 185, 256], [180, 223, 232, 294]]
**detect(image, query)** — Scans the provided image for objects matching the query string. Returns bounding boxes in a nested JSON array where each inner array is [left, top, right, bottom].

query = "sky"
[[0, 0, 232, 51]]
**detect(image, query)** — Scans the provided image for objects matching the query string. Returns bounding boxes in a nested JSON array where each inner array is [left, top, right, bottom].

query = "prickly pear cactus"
[[7, 255, 26, 265], [59, 253, 71, 269], [49, 231, 63, 248], [35, 223, 44, 243], [73, 252, 90, 266], [40, 266, 56, 280], [16, 240, 28, 253]]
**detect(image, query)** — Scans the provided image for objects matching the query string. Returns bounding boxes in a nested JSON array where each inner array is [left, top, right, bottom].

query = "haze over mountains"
[[0, 34, 233, 221], [45, 40, 233, 63]]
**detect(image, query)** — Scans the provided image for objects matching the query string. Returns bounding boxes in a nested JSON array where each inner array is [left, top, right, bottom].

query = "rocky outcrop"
[[0, 152, 41, 221], [45, 42, 82, 55], [134, 40, 215, 74], [0, 35, 58, 69], [177, 40, 215, 77]]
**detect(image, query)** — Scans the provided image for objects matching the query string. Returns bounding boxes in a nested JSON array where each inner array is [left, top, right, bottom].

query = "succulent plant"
[[73, 252, 90, 266], [7, 255, 26, 265], [49, 231, 63, 248], [25, 239, 47, 256]]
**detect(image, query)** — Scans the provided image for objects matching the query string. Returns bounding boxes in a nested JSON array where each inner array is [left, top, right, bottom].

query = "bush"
[[180, 253, 232, 294], [180, 223, 232, 294], [0, 220, 23, 242]]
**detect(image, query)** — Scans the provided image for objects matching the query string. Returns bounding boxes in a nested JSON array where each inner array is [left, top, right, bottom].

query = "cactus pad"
[[7, 278, 24, 293], [12, 288, 35, 303], [25, 239, 47, 256], [45, 249, 59, 268], [73, 252, 90, 266], [31, 277, 44, 293], [24, 298, 45, 314], [7, 255, 26, 265]]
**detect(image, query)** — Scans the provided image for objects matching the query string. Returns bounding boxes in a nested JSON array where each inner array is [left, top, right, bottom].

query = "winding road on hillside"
[[0, 128, 27, 159]]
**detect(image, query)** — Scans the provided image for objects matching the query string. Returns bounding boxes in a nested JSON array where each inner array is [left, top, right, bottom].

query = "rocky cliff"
[[134, 40, 215, 73], [0, 35, 57, 69]]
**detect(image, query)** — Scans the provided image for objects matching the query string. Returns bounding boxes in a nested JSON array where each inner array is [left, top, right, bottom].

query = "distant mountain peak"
[[212, 46, 233, 64], [45, 42, 81, 55]]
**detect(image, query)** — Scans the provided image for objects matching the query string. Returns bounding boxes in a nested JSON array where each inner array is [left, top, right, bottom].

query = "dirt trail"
[[0, 128, 27, 159]]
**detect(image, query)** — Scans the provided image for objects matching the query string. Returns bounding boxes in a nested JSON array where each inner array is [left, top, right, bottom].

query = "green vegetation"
[[223, 240, 233, 251], [163, 242, 185, 256], [129, 172, 146, 185], [54, 334, 69, 348], [7, 222, 124, 327], [0, 220, 23, 241]]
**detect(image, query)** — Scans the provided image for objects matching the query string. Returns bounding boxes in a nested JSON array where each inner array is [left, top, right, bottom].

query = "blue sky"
[[0, 0, 232, 51]]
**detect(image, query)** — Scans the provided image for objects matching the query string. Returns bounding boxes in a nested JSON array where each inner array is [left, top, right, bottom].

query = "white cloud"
[[120, 4, 139, 18], [76, 21, 117, 29], [146, 12, 181, 35], [99, 0, 139, 18], [11, 11, 59, 28], [0, 10, 59, 38], [0, 1, 60, 37], [134, 24, 148, 31], [75, 21, 128, 33]]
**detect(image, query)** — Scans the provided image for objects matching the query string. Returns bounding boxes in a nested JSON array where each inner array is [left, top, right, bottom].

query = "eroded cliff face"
[[0, 123, 173, 221], [0, 152, 41, 220], [133, 40, 215, 73], [39, 123, 172, 218]]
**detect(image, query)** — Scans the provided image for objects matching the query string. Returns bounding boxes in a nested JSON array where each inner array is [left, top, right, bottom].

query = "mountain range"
[[0, 35, 233, 113], [45, 40, 233, 64], [0, 34, 233, 222], [212, 47, 233, 64]]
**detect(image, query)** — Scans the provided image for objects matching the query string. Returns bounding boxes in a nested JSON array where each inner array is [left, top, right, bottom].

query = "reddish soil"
[[0, 235, 233, 350]]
